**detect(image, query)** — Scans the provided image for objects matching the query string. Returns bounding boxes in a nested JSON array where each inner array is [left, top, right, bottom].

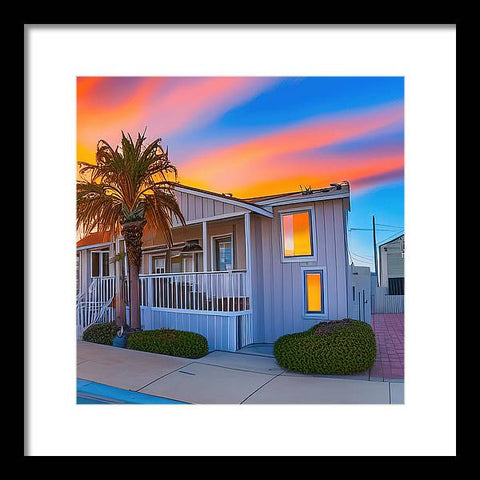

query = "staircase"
[[77, 277, 116, 339]]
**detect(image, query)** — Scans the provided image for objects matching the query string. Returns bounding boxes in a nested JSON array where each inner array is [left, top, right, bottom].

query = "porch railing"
[[77, 276, 116, 336], [136, 271, 250, 313]]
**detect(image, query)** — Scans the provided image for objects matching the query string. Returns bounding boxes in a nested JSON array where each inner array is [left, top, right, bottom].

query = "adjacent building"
[[378, 233, 405, 295]]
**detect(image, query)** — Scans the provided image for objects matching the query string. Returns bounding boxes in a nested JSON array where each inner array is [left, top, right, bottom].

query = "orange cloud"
[[179, 102, 404, 195], [77, 77, 104, 98], [77, 78, 166, 162], [148, 77, 276, 137], [77, 77, 276, 165], [225, 153, 404, 198]]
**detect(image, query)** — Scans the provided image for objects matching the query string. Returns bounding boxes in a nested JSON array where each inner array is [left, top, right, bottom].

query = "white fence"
[[372, 286, 404, 314], [137, 271, 250, 313], [77, 276, 116, 337]]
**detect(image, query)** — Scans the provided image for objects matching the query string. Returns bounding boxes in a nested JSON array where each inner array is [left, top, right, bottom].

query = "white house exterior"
[[378, 233, 405, 295], [77, 181, 358, 351], [347, 265, 372, 324]]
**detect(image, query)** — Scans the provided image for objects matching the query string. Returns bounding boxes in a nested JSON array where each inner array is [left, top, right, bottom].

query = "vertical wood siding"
[[172, 191, 248, 226], [138, 307, 250, 352], [253, 199, 349, 343]]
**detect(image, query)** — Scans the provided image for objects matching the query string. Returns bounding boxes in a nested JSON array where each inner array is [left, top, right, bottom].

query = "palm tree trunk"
[[128, 262, 141, 329], [122, 219, 147, 331]]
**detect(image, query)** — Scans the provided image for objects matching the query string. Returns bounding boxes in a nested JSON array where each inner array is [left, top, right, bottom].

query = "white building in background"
[[378, 233, 405, 295]]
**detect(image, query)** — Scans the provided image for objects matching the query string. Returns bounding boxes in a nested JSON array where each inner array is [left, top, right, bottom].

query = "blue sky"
[[78, 76, 404, 269]]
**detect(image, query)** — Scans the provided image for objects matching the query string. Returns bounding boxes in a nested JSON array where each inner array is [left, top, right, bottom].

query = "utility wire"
[[376, 230, 404, 246], [376, 223, 404, 229], [349, 228, 400, 232], [351, 252, 373, 261]]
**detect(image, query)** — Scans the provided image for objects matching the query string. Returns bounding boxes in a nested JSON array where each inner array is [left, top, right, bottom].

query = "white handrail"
[[77, 276, 116, 338]]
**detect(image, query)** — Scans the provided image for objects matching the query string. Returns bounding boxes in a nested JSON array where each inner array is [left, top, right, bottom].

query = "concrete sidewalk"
[[77, 341, 404, 404]]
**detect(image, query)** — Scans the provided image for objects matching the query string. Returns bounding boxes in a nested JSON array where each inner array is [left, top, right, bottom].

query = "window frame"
[[279, 206, 317, 263], [210, 233, 234, 272], [150, 254, 167, 274], [90, 249, 111, 278], [301, 266, 328, 319]]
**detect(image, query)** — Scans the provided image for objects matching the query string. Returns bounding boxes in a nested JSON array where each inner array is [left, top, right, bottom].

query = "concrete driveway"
[[77, 341, 404, 404]]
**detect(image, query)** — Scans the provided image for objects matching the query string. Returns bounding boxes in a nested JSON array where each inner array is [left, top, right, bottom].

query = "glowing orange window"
[[282, 211, 313, 257], [305, 271, 324, 313]]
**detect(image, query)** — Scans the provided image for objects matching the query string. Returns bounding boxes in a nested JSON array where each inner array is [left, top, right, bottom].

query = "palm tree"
[[77, 131, 185, 330]]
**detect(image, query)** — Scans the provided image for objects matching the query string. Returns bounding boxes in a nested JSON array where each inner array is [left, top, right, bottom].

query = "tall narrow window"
[[91, 252, 100, 277], [215, 236, 233, 271], [195, 252, 203, 272], [304, 270, 324, 314], [102, 251, 110, 277], [171, 255, 182, 273], [91, 250, 109, 277], [281, 211, 313, 258]]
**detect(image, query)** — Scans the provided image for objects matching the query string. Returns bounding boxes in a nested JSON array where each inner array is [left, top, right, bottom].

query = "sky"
[[77, 76, 404, 270]]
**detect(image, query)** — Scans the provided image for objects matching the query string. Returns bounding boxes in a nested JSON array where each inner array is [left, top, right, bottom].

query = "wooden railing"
[[137, 271, 250, 313]]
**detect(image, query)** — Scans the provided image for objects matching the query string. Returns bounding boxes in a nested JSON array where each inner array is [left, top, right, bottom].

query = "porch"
[[77, 194, 261, 350], [133, 270, 253, 352], [77, 269, 254, 351]]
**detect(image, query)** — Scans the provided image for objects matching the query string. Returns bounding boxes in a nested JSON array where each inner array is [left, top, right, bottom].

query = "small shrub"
[[274, 319, 376, 375], [127, 329, 208, 359], [82, 321, 120, 345]]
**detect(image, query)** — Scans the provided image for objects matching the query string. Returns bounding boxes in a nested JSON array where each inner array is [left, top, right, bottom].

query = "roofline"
[[377, 232, 404, 248], [76, 241, 111, 251], [175, 185, 273, 218], [256, 191, 350, 207], [252, 182, 350, 207]]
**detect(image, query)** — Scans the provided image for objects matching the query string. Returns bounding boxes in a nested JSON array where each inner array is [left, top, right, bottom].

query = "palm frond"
[[77, 131, 185, 243]]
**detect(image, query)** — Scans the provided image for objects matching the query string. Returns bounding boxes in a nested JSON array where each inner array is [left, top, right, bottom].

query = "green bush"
[[274, 319, 376, 375], [127, 329, 209, 359], [82, 322, 120, 345]]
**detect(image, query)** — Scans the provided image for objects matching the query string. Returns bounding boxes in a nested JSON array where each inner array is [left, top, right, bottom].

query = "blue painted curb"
[[77, 378, 187, 404]]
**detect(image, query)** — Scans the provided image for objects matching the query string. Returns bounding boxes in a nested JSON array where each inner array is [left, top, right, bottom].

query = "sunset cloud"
[[178, 102, 404, 196], [76, 76, 404, 266], [77, 77, 277, 163]]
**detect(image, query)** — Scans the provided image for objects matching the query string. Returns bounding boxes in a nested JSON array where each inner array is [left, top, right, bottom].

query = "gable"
[[172, 186, 273, 226]]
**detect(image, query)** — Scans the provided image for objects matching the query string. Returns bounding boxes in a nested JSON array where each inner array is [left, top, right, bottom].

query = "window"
[[183, 254, 194, 272], [195, 252, 204, 272], [171, 255, 182, 273], [91, 250, 110, 277], [214, 235, 233, 271], [152, 256, 166, 274], [303, 268, 326, 316], [280, 210, 314, 260], [388, 277, 404, 295]]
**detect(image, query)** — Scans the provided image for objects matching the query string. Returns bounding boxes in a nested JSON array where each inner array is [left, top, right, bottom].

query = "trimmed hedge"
[[127, 329, 209, 359], [82, 322, 120, 345], [274, 319, 376, 375]]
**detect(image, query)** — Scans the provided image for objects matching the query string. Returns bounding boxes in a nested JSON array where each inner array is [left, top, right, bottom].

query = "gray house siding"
[[173, 190, 248, 226], [78, 186, 351, 350], [252, 198, 349, 344]]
